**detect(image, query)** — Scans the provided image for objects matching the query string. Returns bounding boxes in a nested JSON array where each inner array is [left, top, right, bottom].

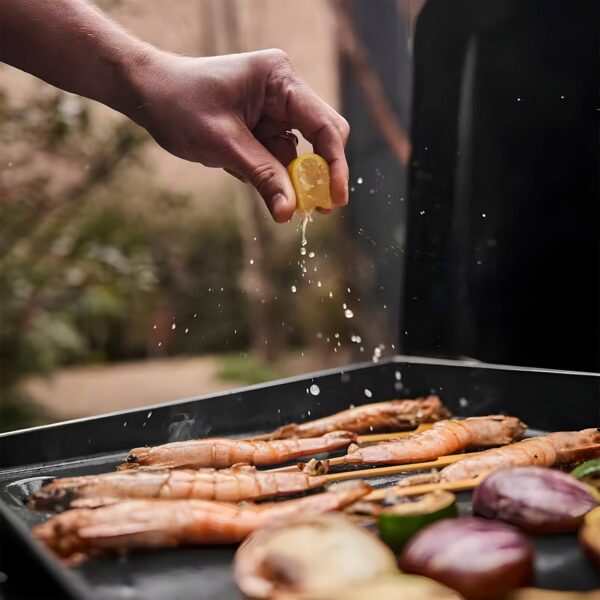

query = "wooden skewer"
[[323, 451, 485, 482], [365, 476, 482, 500], [267, 424, 436, 473]]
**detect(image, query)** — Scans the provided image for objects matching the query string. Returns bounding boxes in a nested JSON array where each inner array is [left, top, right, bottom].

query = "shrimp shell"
[[29, 465, 329, 512], [441, 428, 600, 482], [345, 415, 526, 465], [250, 396, 449, 440], [121, 431, 355, 470], [33, 480, 372, 563]]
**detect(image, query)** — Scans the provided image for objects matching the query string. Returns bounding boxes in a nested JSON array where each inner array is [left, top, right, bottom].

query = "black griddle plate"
[[1, 356, 598, 599]]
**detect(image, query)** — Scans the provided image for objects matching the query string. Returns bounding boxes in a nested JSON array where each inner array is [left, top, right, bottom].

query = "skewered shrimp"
[[345, 416, 526, 465], [34, 480, 371, 564], [250, 396, 449, 440], [121, 431, 355, 470], [29, 465, 329, 512], [441, 428, 600, 482]]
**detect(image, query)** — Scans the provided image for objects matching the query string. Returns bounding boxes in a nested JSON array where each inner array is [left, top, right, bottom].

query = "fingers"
[[267, 64, 350, 207], [228, 129, 297, 223], [310, 120, 350, 207], [254, 117, 298, 169], [261, 133, 298, 170]]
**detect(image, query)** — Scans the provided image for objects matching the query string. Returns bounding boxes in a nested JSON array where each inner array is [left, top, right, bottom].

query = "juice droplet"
[[344, 309, 354, 319], [308, 251, 315, 258], [291, 285, 297, 293], [309, 384, 320, 396], [300, 212, 312, 247], [300, 247, 307, 256]]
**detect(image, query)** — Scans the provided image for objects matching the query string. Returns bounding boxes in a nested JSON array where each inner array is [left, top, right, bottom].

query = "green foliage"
[[0, 85, 349, 432], [217, 354, 279, 385]]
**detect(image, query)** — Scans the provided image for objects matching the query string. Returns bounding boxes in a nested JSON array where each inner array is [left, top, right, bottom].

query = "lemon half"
[[287, 153, 333, 213]]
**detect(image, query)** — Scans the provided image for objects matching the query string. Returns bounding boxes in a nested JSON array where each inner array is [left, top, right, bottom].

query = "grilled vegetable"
[[234, 514, 397, 598], [473, 467, 598, 533], [401, 517, 534, 599], [378, 491, 457, 551], [572, 459, 600, 491], [508, 589, 600, 600], [304, 574, 464, 599], [579, 506, 600, 567]]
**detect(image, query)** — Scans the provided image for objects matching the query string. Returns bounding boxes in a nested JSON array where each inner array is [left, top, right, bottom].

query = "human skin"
[[0, 0, 350, 222]]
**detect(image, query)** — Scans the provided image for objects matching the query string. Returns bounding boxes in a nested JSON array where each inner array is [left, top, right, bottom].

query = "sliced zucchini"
[[378, 490, 457, 551], [571, 459, 600, 490]]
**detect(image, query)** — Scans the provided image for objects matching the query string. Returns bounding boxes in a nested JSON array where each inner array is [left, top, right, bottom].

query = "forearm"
[[0, 0, 156, 122]]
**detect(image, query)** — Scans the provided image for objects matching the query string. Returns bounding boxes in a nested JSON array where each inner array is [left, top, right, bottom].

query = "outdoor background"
[[0, 0, 422, 431]]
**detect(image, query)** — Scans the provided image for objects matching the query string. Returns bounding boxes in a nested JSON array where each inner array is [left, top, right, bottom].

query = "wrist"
[[104, 42, 165, 128]]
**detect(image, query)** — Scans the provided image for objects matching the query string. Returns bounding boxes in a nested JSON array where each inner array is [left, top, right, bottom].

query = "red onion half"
[[473, 467, 598, 534], [401, 517, 533, 599]]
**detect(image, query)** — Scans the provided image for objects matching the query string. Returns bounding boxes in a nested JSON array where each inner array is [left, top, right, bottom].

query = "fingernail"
[[273, 193, 288, 218]]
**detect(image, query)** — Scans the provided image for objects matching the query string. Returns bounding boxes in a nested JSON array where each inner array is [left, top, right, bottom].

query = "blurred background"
[[0, 0, 422, 431], [2, 0, 597, 432]]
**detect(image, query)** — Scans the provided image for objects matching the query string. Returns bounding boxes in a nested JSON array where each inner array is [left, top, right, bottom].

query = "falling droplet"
[[317, 281, 322, 287], [364, 388, 373, 398], [395, 370, 402, 381], [171, 324, 176, 330], [308, 251, 315, 258], [249, 259, 254, 264], [344, 309, 354, 319], [291, 285, 297, 293], [357, 177, 363, 184], [309, 384, 320, 396], [300, 247, 307, 256]]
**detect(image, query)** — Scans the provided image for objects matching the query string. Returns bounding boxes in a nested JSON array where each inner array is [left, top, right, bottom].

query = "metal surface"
[[0, 356, 598, 599]]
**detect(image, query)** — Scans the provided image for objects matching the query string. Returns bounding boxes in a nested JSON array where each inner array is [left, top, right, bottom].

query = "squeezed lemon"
[[287, 153, 333, 213]]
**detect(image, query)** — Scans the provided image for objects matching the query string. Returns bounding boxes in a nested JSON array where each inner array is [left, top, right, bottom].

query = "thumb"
[[230, 131, 297, 223]]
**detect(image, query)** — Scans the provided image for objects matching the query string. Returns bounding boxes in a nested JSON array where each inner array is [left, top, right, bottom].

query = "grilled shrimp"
[[441, 428, 600, 482], [29, 465, 329, 511], [250, 396, 449, 440], [121, 431, 355, 470], [34, 480, 371, 563], [344, 416, 526, 465]]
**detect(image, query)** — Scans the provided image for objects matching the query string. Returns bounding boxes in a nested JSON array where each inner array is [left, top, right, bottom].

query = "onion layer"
[[473, 467, 598, 533], [401, 516, 533, 599]]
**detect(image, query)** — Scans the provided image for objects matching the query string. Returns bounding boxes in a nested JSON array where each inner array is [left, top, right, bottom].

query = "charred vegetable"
[[306, 574, 464, 599], [571, 459, 600, 491], [473, 467, 598, 533], [401, 516, 534, 599], [579, 506, 600, 568], [378, 491, 457, 551], [234, 514, 397, 598]]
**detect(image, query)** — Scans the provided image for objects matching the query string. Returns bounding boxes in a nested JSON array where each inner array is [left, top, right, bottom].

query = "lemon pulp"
[[287, 153, 333, 213]]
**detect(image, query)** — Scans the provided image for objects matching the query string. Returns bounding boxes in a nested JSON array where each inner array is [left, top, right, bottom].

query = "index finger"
[[283, 83, 350, 207]]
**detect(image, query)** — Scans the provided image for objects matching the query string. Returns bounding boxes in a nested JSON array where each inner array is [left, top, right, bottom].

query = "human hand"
[[130, 49, 350, 222]]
